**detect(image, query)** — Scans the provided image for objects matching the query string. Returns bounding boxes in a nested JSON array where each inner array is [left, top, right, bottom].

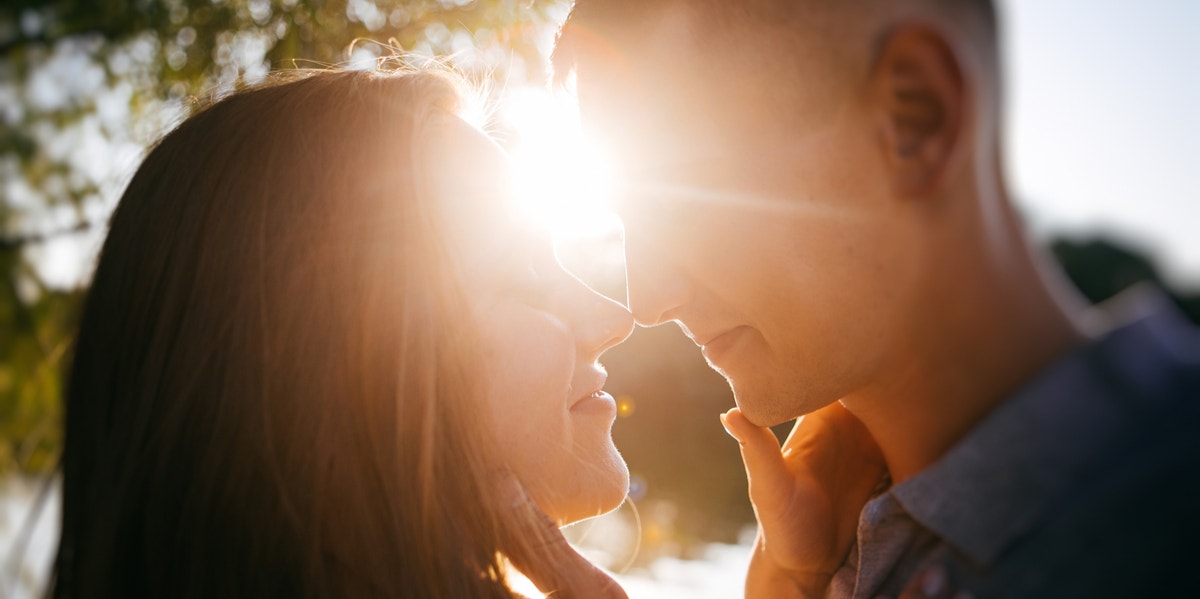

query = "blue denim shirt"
[[831, 286, 1200, 599]]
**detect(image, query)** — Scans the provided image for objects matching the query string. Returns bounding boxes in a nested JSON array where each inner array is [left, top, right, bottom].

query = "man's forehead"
[[571, 8, 704, 133], [572, 28, 847, 180], [558, 0, 850, 76]]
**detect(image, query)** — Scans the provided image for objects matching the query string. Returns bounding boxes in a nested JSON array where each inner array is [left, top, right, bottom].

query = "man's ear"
[[871, 25, 965, 197]]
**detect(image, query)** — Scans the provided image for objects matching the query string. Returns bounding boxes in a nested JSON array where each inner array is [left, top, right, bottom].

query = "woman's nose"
[[572, 284, 635, 358]]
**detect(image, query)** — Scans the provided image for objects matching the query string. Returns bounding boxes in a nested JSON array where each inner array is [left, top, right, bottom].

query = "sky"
[[1001, 0, 1199, 288]]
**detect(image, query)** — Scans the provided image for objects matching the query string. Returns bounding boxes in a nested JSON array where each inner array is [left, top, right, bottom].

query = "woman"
[[53, 68, 632, 598]]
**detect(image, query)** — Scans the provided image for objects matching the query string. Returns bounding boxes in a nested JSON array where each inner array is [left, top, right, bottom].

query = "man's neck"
[[841, 228, 1090, 483]]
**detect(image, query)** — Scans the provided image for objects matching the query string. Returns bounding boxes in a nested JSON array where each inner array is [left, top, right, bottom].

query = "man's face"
[[574, 8, 925, 426]]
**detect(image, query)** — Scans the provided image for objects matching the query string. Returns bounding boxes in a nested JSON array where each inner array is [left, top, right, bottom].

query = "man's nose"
[[624, 234, 691, 327]]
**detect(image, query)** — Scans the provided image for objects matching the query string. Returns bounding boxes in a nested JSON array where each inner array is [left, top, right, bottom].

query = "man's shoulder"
[[976, 293, 1200, 598], [864, 288, 1199, 599], [940, 287, 1200, 598], [983, 407, 1200, 597], [1047, 379, 1200, 530]]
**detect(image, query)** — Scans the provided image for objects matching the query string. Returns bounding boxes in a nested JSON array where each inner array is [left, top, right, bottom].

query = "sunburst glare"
[[502, 87, 621, 240]]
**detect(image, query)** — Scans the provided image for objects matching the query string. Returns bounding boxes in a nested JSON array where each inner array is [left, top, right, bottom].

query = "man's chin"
[[732, 379, 831, 427], [734, 401, 793, 428]]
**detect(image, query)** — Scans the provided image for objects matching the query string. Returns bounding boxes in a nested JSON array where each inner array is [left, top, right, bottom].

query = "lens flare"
[[502, 87, 620, 239]]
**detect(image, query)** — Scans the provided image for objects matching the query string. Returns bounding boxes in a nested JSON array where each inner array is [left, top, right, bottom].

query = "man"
[[546, 1, 1200, 597]]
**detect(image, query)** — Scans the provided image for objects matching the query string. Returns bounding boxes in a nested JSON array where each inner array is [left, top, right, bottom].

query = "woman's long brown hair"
[[53, 70, 533, 598]]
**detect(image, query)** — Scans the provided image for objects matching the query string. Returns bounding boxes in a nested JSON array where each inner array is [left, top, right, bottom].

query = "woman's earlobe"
[[872, 25, 965, 197]]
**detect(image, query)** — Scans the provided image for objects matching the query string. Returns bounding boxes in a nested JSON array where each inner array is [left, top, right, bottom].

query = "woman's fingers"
[[790, 402, 885, 466], [495, 472, 628, 599], [721, 408, 793, 513], [726, 403, 890, 592]]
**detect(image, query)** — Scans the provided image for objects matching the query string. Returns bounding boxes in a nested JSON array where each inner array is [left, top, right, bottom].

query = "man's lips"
[[697, 326, 750, 363], [687, 324, 740, 348], [693, 329, 727, 347]]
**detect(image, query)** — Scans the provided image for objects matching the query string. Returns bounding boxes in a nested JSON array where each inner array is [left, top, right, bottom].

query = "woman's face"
[[428, 118, 635, 525]]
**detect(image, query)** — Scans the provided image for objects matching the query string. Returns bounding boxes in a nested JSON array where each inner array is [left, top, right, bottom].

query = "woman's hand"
[[495, 473, 628, 599], [722, 403, 888, 599]]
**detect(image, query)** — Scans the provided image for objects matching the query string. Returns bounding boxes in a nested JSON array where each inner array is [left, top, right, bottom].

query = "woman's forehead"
[[421, 116, 551, 270], [423, 118, 514, 224]]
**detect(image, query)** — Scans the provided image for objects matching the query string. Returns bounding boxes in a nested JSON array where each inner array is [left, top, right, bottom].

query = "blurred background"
[[0, 0, 1196, 596]]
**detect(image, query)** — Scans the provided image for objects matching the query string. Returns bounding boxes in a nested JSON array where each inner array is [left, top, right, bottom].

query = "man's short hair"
[[553, 0, 998, 86]]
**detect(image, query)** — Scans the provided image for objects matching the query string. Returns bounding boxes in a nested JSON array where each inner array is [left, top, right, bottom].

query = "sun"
[[501, 87, 621, 240]]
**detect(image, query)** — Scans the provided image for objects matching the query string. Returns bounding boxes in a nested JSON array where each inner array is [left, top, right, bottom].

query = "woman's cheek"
[[475, 302, 629, 523], [478, 304, 577, 506]]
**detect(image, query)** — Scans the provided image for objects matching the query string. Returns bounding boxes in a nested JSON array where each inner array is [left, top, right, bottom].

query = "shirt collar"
[[889, 285, 1199, 564]]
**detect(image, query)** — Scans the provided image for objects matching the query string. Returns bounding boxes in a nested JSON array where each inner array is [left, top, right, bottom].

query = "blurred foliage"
[[0, 244, 79, 475], [1051, 238, 1200, 322], [0, 0, 568, 475]]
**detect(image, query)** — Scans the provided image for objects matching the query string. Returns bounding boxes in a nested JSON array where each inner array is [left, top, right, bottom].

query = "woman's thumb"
[[721, 408, 792, 512]]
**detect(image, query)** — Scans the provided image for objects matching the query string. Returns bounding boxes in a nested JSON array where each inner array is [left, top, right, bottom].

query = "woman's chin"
[[544, 454, 630, 526], [584, 460, 631, 522]]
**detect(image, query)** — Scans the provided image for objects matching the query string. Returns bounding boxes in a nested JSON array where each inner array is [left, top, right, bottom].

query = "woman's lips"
[[570, 391, 617, 415]]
